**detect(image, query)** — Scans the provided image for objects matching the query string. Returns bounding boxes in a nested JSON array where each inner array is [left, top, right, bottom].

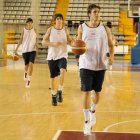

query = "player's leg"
[[22, 52, 29, 81], [24, 64, 29, 80], [48, 60, 59, 106], [26, 51, 36, 88], [80, 69, 93, 135], [57, 58, 67, 102], [90, 70, 106, 126]]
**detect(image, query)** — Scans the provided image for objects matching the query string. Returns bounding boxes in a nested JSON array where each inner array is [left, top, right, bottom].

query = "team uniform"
[[47, 26, 68, 78], [79, 22, 109, 135], [21, 27, 37, 88], [22, 27, 37, 65], [79, 22, 109, 92], [47, 26, 68, 105]]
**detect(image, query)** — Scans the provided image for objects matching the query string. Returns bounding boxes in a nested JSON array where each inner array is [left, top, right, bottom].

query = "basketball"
[[71, 39, 86, 55], [13, 54, 19, 61]]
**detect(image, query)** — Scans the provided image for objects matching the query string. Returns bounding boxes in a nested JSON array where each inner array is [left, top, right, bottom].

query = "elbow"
[[109, 44, 114, 53]]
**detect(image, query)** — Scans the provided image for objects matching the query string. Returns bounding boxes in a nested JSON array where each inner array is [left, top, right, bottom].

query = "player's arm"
[[112, 35, 118, 47], [42, 27, 51, 47], [14, 31, 24, 54], [77, 25, 82, 40], [65, 27, 73, 44], [34, 28, 38, 50], [106, 27, 114, 64], [42, 27, 62, 47]]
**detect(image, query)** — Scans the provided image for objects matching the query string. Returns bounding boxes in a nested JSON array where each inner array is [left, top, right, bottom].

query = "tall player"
[[76, 4, 114, 135]]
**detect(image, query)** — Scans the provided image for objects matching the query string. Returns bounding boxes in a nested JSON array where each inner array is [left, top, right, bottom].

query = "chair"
[[44, 7, 49, 11], [50, 8, 54, 11], [16, 15, 20, 19], [25, 3, 31, 6], [23, 11, 28, 15], [21, 3, 25, 6], [40, 8, 44, 11], [14, 7, 18, 10]]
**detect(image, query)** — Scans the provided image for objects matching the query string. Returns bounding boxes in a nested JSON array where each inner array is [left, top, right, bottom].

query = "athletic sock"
[[28, 76, 31, 81], [51, 90, 57, 96], [58, 85, 63, 91], [83, 109, 90, 122], [90, 102, 96, 112]]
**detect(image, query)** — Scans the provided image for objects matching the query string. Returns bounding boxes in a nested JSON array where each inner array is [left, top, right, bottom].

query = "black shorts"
[[48, 58, 67, 78], [22, 51, 36, 65], [80, 69, 106, 92]]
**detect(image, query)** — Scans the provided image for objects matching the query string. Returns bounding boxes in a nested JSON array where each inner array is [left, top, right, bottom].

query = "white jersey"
[[22, 27, 37, 53], [47, 26, 68, 60], [79, 22, 109, 70]]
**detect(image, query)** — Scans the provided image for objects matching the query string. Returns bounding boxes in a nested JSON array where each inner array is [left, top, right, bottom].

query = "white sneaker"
[[83, 121, 91, 135], [26, 81, 30, 88], [89, 112, 96, 126]]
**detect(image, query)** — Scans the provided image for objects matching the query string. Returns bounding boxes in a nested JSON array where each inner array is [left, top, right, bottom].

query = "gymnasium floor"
[[0, 59, 140, 140]]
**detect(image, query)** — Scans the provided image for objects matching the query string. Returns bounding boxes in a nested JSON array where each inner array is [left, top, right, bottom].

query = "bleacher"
[[1, 0, 137, 59], [39, 0, 57, 25], [2, 0, 128, 27], [66, 0, 128, 29], [3, 0, 31, 24]]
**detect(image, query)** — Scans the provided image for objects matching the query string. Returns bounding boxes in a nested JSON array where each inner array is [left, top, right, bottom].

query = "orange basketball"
[[71, 39, 86, 55], [13, 54, 19, 61]]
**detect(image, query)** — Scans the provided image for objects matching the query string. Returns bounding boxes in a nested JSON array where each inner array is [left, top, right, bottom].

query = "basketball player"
[[15, 18, 37, 88], [42, 13, 72, 106], [76, 4, 114, 135]]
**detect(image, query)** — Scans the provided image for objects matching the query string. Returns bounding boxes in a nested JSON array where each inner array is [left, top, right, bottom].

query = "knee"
[[60, 68, 66, 74], [29, 62, 33, 67], [83, 92, 90, 98]]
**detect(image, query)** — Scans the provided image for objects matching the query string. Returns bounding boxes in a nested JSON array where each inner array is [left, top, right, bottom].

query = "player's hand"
[[71, 39, 75, 47], [53, 42, 63, 47], [14, 51, 19, 56], [109, 57, 114, 65]]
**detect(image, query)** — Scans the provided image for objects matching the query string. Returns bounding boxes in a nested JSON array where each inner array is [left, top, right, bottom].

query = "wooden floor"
[[0, 59, 140, 140]]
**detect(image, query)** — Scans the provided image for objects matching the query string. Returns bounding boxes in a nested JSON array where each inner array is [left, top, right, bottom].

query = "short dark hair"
[[54, 13, 63, 21], [87, 4, 100, 15], [106, 21, 112, 28], [26, 18, 33, 23]]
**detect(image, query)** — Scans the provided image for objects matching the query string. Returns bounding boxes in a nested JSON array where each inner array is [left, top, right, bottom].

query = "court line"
[[103, 119, 140, 132], [0, 110, 140, 117], [52, 129, 140, 140], [54, 130, 140, 134], [52, 130, 62, 140]]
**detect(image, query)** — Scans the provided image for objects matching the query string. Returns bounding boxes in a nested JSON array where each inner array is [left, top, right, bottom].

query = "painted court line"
[[52, 129, 140, 140], [52, 130, 62, 140], [0, 110, 140, 117], [52, 130, 85, 140], [103, 119, 140, 132]]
